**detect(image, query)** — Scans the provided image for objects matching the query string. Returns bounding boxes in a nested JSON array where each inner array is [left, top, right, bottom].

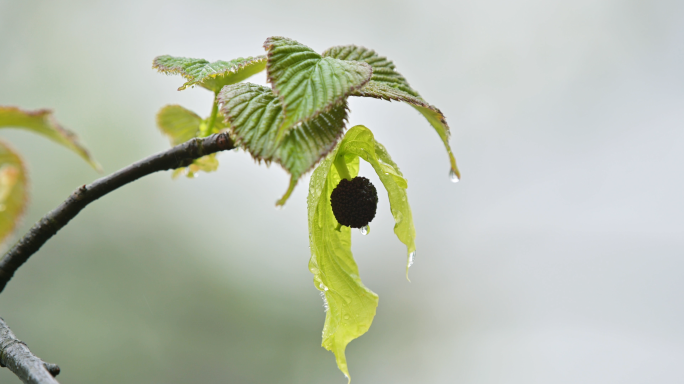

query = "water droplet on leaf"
[[408, 251, 416, 267], [449, 169, 460, 183], [359, 225, 370, 235]]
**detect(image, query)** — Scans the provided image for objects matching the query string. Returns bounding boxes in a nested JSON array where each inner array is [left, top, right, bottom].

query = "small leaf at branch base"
[[157, 105, 227, 179], [323, 46, 460, 178], [0, 141, 28, 246], [0, 107, 101, 171], [264, 37, 371, 136], [172, 154, 219, 179], [153, 55, 267, 92], [157, 105, 202, 146], [308, 125, 415, 381], [218, 83, 349, 206]]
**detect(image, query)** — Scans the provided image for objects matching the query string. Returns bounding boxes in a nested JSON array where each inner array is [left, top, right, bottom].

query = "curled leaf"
[[218, 82, 349, 205], [153, 55, 267, 92], [0, 141, 28, 246], [0, 106, 100, 171], [323, 46, 460, 179], [308, 125, 415, 381], [264, 37, 371, 135]]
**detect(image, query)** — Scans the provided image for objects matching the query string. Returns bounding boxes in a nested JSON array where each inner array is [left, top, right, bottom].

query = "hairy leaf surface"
[[0, 141, 27, 245], [264, 37, 371, 135], [0, 107, 100, 171], [308, 125, 415, 381], [322, 45, 418, 97], [153, 55, 267, 92], [323, 46, 460, 178], [218, 82, 348, 205]]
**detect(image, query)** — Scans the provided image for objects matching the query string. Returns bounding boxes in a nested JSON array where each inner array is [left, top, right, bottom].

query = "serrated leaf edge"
[[152, 55, 267, 91], [218, 83, 351, 206], [263, 37, 372, 132]]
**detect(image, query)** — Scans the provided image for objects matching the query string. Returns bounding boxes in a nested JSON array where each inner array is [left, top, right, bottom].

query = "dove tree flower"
[[155, 37, 459, 381], [0, 36, 459, 383]]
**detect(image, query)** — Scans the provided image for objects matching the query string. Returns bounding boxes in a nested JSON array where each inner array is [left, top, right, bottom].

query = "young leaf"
[[264, 37, 372, 135], [218, 82, 349, 205], [156, 105, 225, 178], [0, 141, 28, 246], [0, 107, 100, 171], [157, 105, 202, 146], [322, 46, 460, 179], [171, 153, 219, 179], [153, 55, 267, 92], [308, 125, 415, 381]]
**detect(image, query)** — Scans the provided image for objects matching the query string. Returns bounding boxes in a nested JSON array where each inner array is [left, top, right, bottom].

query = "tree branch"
[[0, 132, 235, 294], [0, 317, 61, 384]]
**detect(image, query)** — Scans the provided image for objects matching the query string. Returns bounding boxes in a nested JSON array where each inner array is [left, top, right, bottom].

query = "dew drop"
[[359, 225, 370, 235], [343, 315, 350, 320], [449, 169, 460, 183], [408, 251, 416, 267]]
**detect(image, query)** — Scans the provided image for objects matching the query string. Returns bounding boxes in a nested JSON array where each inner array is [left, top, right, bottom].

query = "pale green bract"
[[323, 45, 460, 179], [264, 37, 372, 136], [308, 125, 416, 382], [153, 55, 267, 92], [0, 107, 101, 171], [218, 83, 349, 205]]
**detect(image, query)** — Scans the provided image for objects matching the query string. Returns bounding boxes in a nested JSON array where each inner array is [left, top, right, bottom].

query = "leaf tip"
[[450, 157, 461, 182], [275, 176, 298, 207], [90, 160, 104, 173]]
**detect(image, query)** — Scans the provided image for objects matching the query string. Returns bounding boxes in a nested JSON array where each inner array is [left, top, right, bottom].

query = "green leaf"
[[0, 140, 28, 246], [0, 106, 101, 171], [156, 105, 225, 178], [323, 46, 460, 179], [157, 105, 202, 146], [308, 125, 415, 381], [322, 45, 419, 97], [153, 55, 267, 92], [171, 153, 219, 179], [264, 37, 372, 136], [218, 82, 349, 206]]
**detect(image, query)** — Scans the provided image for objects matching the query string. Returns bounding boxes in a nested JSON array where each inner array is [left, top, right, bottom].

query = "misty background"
[[1, 0, 683, 383]]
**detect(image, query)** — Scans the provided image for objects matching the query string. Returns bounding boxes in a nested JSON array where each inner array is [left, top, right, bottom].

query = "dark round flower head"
[[330, 176, 378, 228]]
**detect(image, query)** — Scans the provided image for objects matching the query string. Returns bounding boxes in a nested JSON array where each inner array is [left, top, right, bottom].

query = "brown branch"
[[0, 317, 61, 384], [0, 132, 235, 293]]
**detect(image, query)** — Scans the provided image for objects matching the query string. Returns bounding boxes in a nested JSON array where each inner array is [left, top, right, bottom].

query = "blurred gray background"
[[1, 0, 683, 383]]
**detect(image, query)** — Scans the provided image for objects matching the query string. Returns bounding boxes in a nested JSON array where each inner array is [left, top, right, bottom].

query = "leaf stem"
[[334, 155, 352, 181], [204, 92, 220, 136]]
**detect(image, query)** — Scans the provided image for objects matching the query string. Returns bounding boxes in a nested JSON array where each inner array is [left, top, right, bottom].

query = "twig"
[[0, 132, 234, 293], [0, 317, 60, 384]]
